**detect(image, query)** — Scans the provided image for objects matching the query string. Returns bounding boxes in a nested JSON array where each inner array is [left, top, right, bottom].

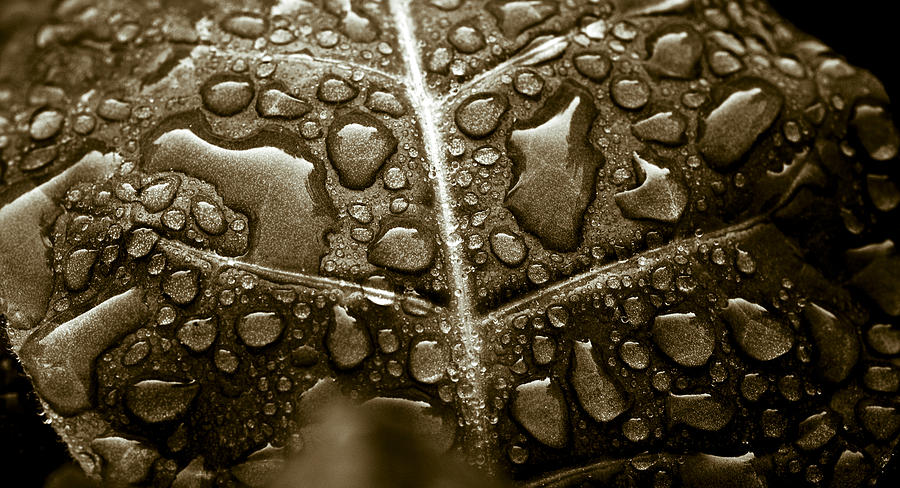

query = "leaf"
[[1, 0, 900, 486]]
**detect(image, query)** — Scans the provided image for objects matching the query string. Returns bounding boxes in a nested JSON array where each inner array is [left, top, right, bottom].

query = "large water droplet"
[[20, 288, 149, 415], [804, 303, 859, 383], [652, 312, 714, 367], [367, 222, 436, 274], [237, 312, 285, 348], [409, 339, 449, 384], [125, 379, 199, 424], [645, 23, 703, 79], [455, 92, 509, 138], [511, 377, 569, 448], [256, 86, 310, 119], [722, 298, 794, 361], [614, 152, 687, 224], [177, 317, 217, 353], [489, 229, 528, 267], [698, 78, 783, 169], [200, 74, 255, 116], [64, 248, 98, 292], [91, 437, 159, 485], [145, 113, 335, 273], [486, 0, 559, 38], [505, 80, 602, 251], [326, 111, 398, 190], [570, 340, 629, 422], [666, 393, 733, 431], [632, 111, 687, 145], [326, 304, 372, 369], [221, 13, 267, 38]]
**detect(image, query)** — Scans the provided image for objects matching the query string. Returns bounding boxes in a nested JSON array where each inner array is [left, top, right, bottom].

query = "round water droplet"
[[317, 76, 358, 104], [448, 22, 485, 53], [29, 109, 64, 140], [456, 92, 509, 138], [368, 223, 436, 274], [611, 78, 650, 110], [573, 52, 611, 81], [200, 74, 255, 116], [410, 339, 449, 384], [237, 312, 285, 348]]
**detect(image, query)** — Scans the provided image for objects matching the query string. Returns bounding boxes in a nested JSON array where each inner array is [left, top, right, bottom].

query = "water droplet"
[[200, 74, 255, 116], [237, 312, 284, 348], [532, 336, 556, 365], [29, 109, 64, 140], [410, 339, 449, 384], [615, 152, 688, 224], [804, 303, 859, 382], [455, 92, 509, 138], [511, 377, 569, 448], [323, 0, 379, 42], [317, 76, 358, 104], [619, 341, 649, 369], [366, 91, 406, 117], [448, 22, 486, 53], [97, 98, 132, 121], [230, 444, 285, 487], [64, 248, 98, 292], [222, 13, 267, 39], [190, 199, 226, 235], [866, 174, 900, 212], [652, 312, 714, 367], [214, 349, 239, 373], [722, 299, 794, 361], [177, 317, 217, 353], [796, 411, 837, 450], [859, 404, 900, 441], [367, 222, 436, 274], [383, 167, 407, 190], [163, 269, 199, 305], [698, 78, 783, 169], [20, 288, 148, 415], [489, 229, 528, 267], [645, 23, 703, 79], [573, 52, 612, 81], [125, 379, 199, 424], [622, 418, 649, 442], [527, 263, 549, 284], [513, 70, 544, 98], [666, 393, 732, 431], [146, 114, 335, 273], [571, 340, 629, 422], [427, 47, 453, 74], [256, 86, 310, 119], [851, 103, 899, 161], [486, 0, 558, 38], [632, 111, 687, 145], [326, 304, 372, 369], [91, 437, 159, 485], [140, 176, 179, 213], [708, 50, 743, 77], [611, 78, 650, 110], [326, 111, 398, 190], [506, 81, 600, 251], [867, 324, 900, 355]]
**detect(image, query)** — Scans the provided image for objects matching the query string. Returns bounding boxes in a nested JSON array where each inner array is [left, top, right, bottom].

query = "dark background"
[[1, 0, 898, 486]]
